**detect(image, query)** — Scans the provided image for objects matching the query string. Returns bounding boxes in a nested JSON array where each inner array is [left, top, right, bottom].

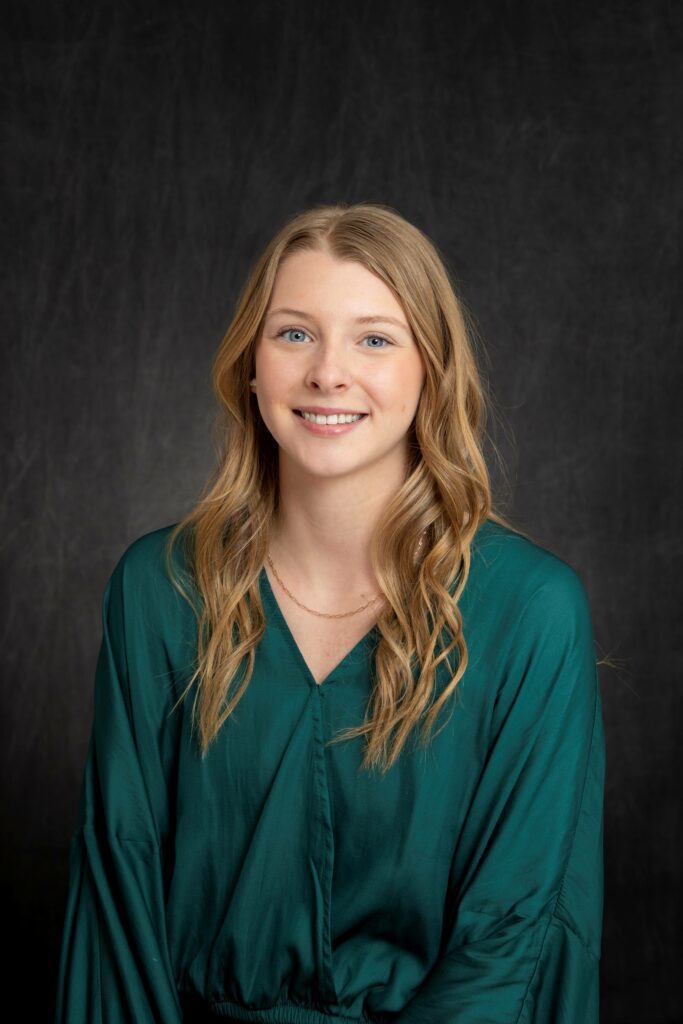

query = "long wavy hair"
[[164, 202, 525, 774]]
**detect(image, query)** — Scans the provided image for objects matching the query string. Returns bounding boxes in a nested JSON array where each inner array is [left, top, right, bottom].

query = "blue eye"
[[276, 327, 392, 348], [278, 328, 309, 343], [362, 335, 391, 349]]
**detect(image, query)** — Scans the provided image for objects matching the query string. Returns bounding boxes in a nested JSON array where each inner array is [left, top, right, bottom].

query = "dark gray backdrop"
[[2, 1, 681, 1021]]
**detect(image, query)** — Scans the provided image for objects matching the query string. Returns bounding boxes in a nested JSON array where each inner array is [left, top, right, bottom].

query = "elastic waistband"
[[178, 992, 386, 1024], [179, 991, 240, 1022]]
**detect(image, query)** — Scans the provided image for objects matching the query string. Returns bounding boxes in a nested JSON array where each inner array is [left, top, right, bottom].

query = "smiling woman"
[[55, 203, 605, 1024], [251, 248, 426, 500]]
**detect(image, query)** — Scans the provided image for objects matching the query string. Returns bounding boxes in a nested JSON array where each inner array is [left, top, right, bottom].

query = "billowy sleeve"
[[55, 557, 183, 1023], [395, 567, 605, 1023]]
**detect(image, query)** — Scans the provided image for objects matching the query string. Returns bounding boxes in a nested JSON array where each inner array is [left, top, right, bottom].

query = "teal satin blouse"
[[55, 518, 605, 1022]]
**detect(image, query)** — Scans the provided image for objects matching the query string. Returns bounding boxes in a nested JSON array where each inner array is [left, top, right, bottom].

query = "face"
[[252, 248, 426, 488]]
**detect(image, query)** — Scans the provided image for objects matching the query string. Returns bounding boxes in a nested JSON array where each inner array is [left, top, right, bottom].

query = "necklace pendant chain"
[[265, 534, 425, 619], [266, 554, 380, 618]]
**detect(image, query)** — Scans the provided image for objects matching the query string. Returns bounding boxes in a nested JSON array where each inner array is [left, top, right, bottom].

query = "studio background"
[[2, 1, 680, 1021]]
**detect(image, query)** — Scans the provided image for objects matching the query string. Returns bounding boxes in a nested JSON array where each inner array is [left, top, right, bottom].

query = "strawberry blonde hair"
[[164, 202, 523, 774]]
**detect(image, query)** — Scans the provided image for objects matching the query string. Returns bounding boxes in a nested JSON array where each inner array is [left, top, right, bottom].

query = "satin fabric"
[[55, 518, 604, 1022]]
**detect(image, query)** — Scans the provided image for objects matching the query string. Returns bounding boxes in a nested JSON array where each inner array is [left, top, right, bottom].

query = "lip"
[[293, 409, 368, 437], [294, 406, 368, 415]]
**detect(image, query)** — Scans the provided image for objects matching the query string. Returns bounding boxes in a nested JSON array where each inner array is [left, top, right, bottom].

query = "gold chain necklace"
[[265, 534, 425, 619]]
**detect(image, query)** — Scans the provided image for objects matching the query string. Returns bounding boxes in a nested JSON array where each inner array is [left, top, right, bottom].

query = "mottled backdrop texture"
[[2, 1, 681, 1021]]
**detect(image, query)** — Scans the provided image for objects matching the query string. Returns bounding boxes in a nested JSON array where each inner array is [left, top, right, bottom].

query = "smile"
[[298, 410, 365, 424], [292, 409, 368, 436]]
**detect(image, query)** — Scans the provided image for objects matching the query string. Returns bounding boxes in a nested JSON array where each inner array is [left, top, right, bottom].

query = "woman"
[[55, 203, 605, 1022]]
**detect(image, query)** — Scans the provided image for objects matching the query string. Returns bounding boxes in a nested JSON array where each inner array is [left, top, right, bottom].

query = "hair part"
[[164, 201, 525, 775]]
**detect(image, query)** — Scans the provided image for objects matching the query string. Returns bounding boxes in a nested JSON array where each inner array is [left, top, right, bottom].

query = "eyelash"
[[275, 327, 393, 349]]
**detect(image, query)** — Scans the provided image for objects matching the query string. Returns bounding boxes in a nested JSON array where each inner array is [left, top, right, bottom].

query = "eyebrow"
[[266, 307, 410, 332]]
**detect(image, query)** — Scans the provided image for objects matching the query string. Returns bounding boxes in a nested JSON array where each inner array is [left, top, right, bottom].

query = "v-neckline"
[[259, 565, 380, 689]]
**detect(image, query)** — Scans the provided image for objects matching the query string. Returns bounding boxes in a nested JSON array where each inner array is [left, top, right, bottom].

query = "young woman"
[[55, 203, 605, 1023]]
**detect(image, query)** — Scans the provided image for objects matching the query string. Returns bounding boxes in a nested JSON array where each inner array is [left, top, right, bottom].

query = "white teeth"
[[300, 411, 364, 424]]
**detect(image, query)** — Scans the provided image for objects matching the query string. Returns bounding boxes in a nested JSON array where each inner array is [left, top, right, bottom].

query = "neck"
[[269, 457, 408, 601]]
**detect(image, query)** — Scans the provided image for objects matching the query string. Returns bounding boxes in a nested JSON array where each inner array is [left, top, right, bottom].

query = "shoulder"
[[462, 521, 599, 739], [109, 523, 188, 591], [94, 526, 196, 748], [105, 523, 197, 639], [466, 518, 594, 650]]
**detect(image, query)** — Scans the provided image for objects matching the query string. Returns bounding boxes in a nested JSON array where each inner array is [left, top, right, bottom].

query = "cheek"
[[381, 365, 422, 411], [259, 355, 296, 394], [254, 362, 281, 400]]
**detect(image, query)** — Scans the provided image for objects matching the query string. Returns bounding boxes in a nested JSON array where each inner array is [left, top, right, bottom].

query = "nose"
[[304, 341, 353, 392]]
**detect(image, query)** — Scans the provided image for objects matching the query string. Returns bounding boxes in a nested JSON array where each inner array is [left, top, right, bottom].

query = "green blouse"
[[55, 518, 605, 1023]]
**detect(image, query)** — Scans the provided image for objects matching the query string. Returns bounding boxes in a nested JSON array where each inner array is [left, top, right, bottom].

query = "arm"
[[55, 553, 183, 1023], [395, 567, 606, 1024]]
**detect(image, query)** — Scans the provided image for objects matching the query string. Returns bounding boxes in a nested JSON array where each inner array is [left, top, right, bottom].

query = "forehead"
[[269, 249, 408, 322]]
